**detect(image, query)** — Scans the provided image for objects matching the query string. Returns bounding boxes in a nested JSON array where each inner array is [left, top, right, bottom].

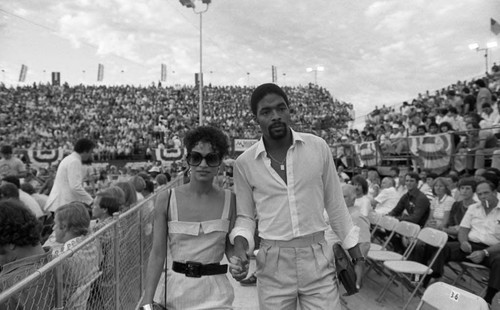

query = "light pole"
[[306, 66, 324, 85], [469, 41, 498, 73], [180, 0, 211, 126]]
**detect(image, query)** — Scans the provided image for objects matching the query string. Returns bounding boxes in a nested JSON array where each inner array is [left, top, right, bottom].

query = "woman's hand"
[[228, 256, 249, 281]]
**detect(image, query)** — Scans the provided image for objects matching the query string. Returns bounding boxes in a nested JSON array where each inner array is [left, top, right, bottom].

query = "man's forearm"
[[457, 228, 469, 244]]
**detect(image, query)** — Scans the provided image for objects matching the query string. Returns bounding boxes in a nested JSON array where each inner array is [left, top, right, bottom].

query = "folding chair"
[[369, 215, 399, 251], [376, 227, 448, 310], [415, 282, 489, 310], [451, 261, 489, 296], [365, 221, 420, 279]]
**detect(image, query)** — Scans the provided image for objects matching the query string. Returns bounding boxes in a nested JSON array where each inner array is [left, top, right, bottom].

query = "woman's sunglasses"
[[186, 151, 221, 167]]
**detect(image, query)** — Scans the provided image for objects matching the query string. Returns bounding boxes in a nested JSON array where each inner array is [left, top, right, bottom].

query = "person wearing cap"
[[0, 145, 27, 180], [229, 83, 363, 309]]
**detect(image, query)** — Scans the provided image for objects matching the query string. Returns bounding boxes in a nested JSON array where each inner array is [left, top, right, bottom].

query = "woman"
[[367, 169, 381, 199], [88, 192, 121, 309], [141, 126, 239, 310], [443, 178, 476, 239], [352, 175, 372, 217], [52, 202, 100, 309], [425, 177, 455, 230]]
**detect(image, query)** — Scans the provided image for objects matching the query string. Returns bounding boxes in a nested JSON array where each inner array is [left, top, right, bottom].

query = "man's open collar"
[[254, 129, 305, 160]]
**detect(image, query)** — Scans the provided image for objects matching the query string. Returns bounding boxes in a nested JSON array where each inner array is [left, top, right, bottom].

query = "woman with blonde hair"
[[425, 177, 455, 230]]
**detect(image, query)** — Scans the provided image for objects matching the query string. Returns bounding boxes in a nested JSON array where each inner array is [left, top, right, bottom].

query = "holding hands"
[[229, 255, 249, 281]]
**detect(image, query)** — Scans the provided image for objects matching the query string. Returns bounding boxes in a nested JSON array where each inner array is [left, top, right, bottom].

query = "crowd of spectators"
[[0, 82, 354, 160]]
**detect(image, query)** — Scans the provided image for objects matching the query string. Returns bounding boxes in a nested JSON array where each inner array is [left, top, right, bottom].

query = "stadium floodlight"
[[487, 41, 498, 48], [179, 0, 195, 8], [306, 66, 325, 85], [468, 41, 498, 73], [468, 43, 479, 50], [180, 0, 211, 126]]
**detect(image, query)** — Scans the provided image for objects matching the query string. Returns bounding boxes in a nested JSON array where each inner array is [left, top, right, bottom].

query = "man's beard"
[[268, 122, 288, 140]]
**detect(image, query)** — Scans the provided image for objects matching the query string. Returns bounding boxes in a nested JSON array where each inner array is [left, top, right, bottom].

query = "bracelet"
[[139, 304, 153, 310]]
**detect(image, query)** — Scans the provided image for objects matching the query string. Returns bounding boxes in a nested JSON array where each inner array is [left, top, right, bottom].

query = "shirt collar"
[[254, 128, 305, 160]]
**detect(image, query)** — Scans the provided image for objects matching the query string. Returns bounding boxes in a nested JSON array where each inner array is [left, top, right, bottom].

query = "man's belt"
[[172, 261, 228, 278]]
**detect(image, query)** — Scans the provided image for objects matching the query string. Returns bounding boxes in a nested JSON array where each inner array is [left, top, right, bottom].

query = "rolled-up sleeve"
[[228, 159, 256, 253], [322, 143, 358, 249]]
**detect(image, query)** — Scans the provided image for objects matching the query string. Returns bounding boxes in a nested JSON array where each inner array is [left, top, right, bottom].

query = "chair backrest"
[[417, 227, 448, 248], [368, 212, 382, 226], [394, 221, 421, 239], [378, 216, 399, 231], [416, 282, 489, 310]]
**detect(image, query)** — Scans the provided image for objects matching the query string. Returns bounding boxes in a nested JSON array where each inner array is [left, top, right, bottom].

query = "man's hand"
[[460, 241, 472, 253], [466, 250, 485, 264], [229, 237, 250, 281]]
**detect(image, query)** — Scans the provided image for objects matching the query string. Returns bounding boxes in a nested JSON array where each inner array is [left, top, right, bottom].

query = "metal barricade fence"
[[0, 176, 184, 310]]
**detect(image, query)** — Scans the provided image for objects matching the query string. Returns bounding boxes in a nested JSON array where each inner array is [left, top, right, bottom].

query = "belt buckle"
[[185, 261, 202, 278]]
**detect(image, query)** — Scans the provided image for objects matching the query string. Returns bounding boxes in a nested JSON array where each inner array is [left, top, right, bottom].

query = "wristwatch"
[[139, 304, 153, 310], [352, 256, 366, 264], [483, 249, 490, 257]]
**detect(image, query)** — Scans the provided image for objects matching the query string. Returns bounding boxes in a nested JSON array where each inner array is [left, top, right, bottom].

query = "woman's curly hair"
[[0, 199, 42, 247], [183, 126, 229, 157]]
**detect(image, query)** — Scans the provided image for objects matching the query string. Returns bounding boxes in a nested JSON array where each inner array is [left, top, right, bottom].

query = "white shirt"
[[19, 190, 44, 218], [374, 187, 401, 215], [230, 130, 359, 251], [354, 195, 372, 217], [460, 201, 500, 246], [45, 152, 93, 213]]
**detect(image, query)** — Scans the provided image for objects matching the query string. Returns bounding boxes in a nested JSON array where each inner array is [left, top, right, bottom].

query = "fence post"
[[113, 213, 121, 310], [139, 205, 144, 297], [55, 264, 64, 309]]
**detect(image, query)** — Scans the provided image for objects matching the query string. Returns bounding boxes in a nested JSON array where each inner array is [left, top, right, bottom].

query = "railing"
[[0, 176, 185, 310], [331, 126, 500, 174]]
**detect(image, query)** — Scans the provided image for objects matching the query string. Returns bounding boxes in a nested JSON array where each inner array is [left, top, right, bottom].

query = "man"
[[229, 83, 363, 309], [372, 177, 401, 215], [387, 172, 430, 254], [2, 176, 44, 218], [0, 199, 54, 309], [388, 172, 430, 227], [45, 138, 94, 213], [426, 181, 500, 304], [474, 79, 492, 114], [0, 145, 27, 180]]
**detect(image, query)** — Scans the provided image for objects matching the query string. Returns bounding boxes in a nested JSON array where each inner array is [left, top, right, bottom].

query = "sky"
[[1, 0, 499, 127]]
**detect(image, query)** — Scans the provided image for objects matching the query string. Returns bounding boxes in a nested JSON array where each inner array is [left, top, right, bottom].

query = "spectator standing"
[[229, 83, 363, 309], [0, 145, 27, 180], [45, 138, 94, 213], [462, 87, 476, 114], [475, 79, 492, 114]]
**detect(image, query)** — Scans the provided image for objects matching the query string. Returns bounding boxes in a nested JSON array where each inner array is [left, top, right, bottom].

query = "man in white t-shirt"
[[372, 177, 401, 215]]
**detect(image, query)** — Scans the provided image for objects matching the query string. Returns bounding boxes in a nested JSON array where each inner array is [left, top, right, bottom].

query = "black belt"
[[172, 261, 228, 278]]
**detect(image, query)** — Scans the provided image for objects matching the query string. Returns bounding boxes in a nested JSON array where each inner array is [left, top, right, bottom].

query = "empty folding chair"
[[415, 282, 489, 310], [369, 215, 399, 251], [376, 227, 448, 310], [365, 221, 420, 278]]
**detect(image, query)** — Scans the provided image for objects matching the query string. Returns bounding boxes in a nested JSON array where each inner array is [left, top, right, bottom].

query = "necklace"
[[267, 153, 286, 171]]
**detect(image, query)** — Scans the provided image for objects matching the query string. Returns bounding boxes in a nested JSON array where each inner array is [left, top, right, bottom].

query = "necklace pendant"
[[280, 164, 285, 171]]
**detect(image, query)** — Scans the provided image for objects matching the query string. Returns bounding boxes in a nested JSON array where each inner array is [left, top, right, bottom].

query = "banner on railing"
[[408, 133, 453, 175], [354, 141, 381, 167], [154, 147, 184, 165]]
